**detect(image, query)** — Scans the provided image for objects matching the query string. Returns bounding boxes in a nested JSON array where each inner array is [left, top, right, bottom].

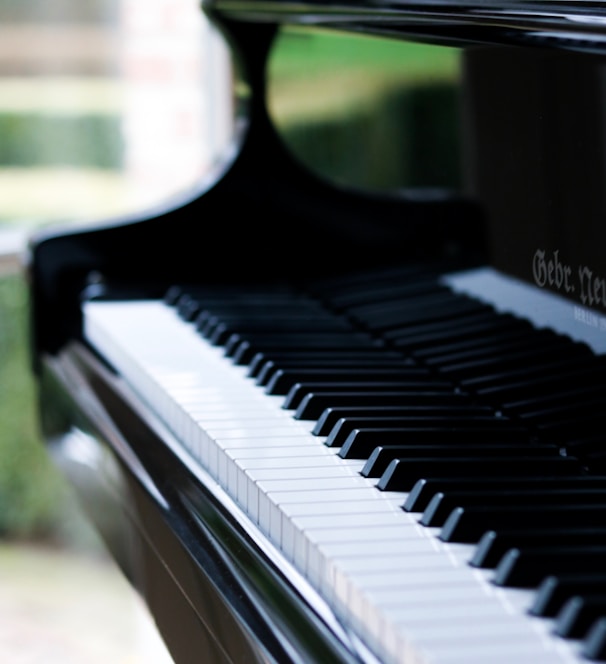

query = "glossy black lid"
[[204, 0, 606, 53]]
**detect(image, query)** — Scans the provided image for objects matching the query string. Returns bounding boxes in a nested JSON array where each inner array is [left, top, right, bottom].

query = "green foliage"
[[270, 26, 459, 82], [269, 26, 461, 191], [0, 273, 67, 539], [282, 82, 461, 191], [0, 113, 122, 169]]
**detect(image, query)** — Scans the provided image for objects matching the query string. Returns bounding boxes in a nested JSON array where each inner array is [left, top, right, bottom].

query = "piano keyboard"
[[83, 264, 606, 664]]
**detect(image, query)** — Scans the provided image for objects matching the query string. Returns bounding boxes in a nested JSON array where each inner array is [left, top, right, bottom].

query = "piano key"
[[494, 546, 606, 588], [206, 317, 354, 345], [383, 309, 515, 343], [247, 349, 405, 378], [466, 359, 606, 402], [324, 415, 519, 448], [584, 617, 606, 660], [378, 456, 582, 492], [421, 488, 606, 528], [312, 404, 494, 436], [227, 332, 378, 363], [500, 385, 606, 422], [440, 503, 605, 544], [422, 328, 582, 367], [294, 390, 472, 421], [472, 529, 606, 570], [531, 574, 606, 618], [256, 357, 416, 387], [283, 381, 454, 411], [339, 425, 530, 459], [330, 276, 447, 302], [391, 315, 524, 351], [436, 344, 590, 379], [350, 294, 489, 331], [362, 444, 560, 479], [403, 475, 606, 513], [410, 320, 535, 360], [265, 367, 432, 396], [555, 595, 606, 639]]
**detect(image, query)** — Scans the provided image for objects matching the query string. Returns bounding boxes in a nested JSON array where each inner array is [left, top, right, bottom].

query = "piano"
[[26, 1, 606, 663]]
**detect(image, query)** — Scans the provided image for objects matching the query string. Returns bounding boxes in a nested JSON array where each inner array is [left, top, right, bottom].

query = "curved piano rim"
[[39, 341, 379, 664]]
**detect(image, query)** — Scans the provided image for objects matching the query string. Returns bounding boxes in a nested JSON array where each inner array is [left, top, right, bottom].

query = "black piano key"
[[380, 307, 504, 341], [411, 323, 534, 361], [322, 278, 446, 310], [583, 617, 606, 660], [265, 367, 431, 396], [436, 344, 588, 380], [312, 404, 494, 436], [556, 595, 606, 640], [294, 391, 473, 421], [325, 415, 514, 448], [175, 294, 205, 321], [206, 317, 353, 345], [510, 398, 606, 429], [378, 456, 582, 493], [248, 350, 404, 378], [179, 294, 315, 323], [421, 328, 577, 367], [283, 381, 453, 411], [440, 501, 602, 544], [472, 529, 606, 570], [195, 302, 326, 329], [501, 384, 606, 417], [352, 296, 490, 332], [535, 414, 606, 442], [362, 444, 558, 478], [467, 357, 606, 402], [199, 305, 329, 325], [339, 424, 530, 459], [531, 574, 606, 618], [391, 315, 527, 352], [225, 330, 375, 356], [224, 318, 371, 357], [347, 290, 468, 321], [421, 488, 606, 528], [231, 335, 380, 365], [555, 595, 606, 639], [310, 263, 438, 299], [403, 476, 606, 513], [256, 358, 415, 387], [494, 547, 606, 588]]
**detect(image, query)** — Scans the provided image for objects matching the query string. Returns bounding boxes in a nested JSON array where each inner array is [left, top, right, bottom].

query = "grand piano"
[[26, 0, 606, 662]]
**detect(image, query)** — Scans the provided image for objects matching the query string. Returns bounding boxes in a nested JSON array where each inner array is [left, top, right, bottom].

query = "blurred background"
[[0, 0, 228, 661], [0, 0, 460, 660]]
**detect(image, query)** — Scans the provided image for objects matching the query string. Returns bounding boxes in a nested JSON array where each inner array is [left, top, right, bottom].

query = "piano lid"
[[204, 0, 606, 55]]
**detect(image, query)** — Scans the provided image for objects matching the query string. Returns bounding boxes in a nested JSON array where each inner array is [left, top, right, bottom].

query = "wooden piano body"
[[27, 1, 606, 663]]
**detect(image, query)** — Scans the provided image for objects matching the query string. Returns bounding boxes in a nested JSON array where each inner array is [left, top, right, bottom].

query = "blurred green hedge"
[[0, 113, 122, 168], [0, 273, 67, 540], [281, 82, 460, 191]]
